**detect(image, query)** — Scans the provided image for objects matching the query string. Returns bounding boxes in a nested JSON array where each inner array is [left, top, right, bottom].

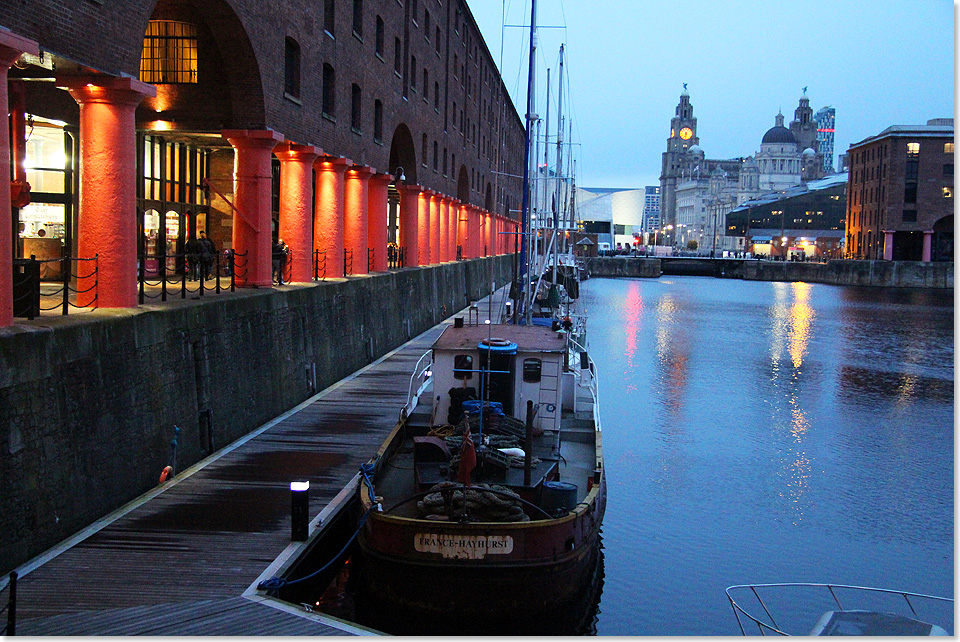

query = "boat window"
[[454, 354, 473, 380], [522, 358, 542, 383]]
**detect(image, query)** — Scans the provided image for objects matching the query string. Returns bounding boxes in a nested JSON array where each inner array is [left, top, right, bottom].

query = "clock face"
[[679, 127, 693, 140]]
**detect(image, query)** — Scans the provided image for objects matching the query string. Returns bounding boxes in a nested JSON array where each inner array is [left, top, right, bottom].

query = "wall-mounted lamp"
[[395, 166, 406, 182]]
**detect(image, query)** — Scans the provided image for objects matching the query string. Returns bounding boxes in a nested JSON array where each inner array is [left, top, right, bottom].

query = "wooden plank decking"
[[7, 288, 509, 635]]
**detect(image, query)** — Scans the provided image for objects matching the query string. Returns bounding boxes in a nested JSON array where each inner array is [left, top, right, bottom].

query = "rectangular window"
[[352, 0, 363, 37], [454, 354, 473, 380], [351, 84, 362, 132], [906, 142, 920, 157], [324, 0, 335, 35], [375, 16, 384, 57], [945, 142, 955, 154], [903, 183, 918, 203], [944, 164, 954, 177], [394, 38, 402, 74], [284, 38, 301, 99], [374, 99, 383, 143], [322, 64, 335, 117], [905, 160, 919, 179], [902, 209, 917, 222], [522, 358, 542, 383], [140, 21, 198, 84]]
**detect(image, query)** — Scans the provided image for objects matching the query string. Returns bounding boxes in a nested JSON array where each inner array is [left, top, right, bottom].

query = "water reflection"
[[654, 293, 689, 420]]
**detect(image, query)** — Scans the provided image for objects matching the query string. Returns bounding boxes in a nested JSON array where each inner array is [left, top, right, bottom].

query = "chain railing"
[[456, 245, 462, 261], [368, 247, 375, 272], [313, 249, 327, 281], [345, 248, 354, 276], [138, 250, 239, 303], [387, 245, 405, 269], [13, 254, 99, 319]]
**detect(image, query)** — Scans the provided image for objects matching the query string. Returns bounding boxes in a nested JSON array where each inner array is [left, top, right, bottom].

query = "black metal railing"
[[138, 250, 239, 303], [13, 254, 99, 319], [313, 249, 327, 281], [1, 571, 16, 636], [343, 248, 353, 277], [387, 245, 405, 269]]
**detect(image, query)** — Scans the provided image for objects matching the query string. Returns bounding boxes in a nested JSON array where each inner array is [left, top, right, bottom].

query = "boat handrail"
[[378, 483, 555, 520], [725, 582, 954, 636], [400, 349, 433, 422], [568, 337, 601, 429]]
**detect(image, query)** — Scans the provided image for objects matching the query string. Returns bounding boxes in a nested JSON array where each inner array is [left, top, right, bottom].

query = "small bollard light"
[[290, 481, 310, 541]]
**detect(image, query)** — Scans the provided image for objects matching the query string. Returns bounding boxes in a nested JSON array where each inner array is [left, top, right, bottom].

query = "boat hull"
[[356, 474, 606, 623]]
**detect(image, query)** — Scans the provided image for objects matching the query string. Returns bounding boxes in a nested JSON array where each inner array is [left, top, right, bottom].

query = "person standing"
[[199, 231, 217, 279], [184, 234, 201, 281], [272, 238, 289, 285]]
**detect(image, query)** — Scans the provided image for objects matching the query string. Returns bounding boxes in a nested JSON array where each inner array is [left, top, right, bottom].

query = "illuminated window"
[[906, 142, 920, 156], [944, 187, 953, 198], [140, 21, 198, 84], [945, 143, 954, 154]]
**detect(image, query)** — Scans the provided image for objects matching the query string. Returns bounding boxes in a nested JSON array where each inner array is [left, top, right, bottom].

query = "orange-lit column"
[[0, 31, 39, 326], [429, 193, 442, 264], [276, 142, 320, 284], [484, 211, 493, 256], [345, 165, 374, 275], [419, 189, 435, 266], [471, 207, 483, 258], [457, 203, 469, 259], [368, 173, 392, 272], [437, 196, 449, 263], [398, 184, 421, 267], [221, 129, 282, 287], [447, 198, 459, 261], [60, 76, 156, 307], [314, 156, 351, 278]]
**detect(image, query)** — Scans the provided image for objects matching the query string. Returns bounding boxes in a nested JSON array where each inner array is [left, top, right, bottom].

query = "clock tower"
[[660, 85, 699, 232]]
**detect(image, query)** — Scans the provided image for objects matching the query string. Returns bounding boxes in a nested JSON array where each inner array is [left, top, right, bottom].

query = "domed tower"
[[790, 88, 824, 179], [756, 112, 801, 192], [660, 85, 700, 230]]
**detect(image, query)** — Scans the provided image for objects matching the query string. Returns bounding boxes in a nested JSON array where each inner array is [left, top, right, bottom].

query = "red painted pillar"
[[418, 189, 434, 266], [368, 173, 392, 272], [276, 142, 320, 284], [457, 203, 467, 259], [922, 230, 934, 262], [314, 156, 351, 278], [0, 31, 38, 326], [471, 207, 483, 258], [447, 199, 459, 261], [221, 129, 282, 287], [398, 185, 421, 267], [429, 193, 442, 264], [437, 196, 449, 263], [345, 165, 374, 275], [59, 76, 156, 307]]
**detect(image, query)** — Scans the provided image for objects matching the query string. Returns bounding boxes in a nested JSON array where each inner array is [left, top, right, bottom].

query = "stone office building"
[[845, 120, 954, 261], [0, 0, 525, 327]]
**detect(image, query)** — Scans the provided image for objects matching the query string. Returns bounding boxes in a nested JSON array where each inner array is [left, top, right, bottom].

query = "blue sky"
[[468, 0, 955, 189]]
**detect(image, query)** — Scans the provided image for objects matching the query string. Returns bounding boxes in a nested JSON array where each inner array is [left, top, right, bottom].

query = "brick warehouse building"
[[845, 120, 954, 261], [0, 0, 525, 326]]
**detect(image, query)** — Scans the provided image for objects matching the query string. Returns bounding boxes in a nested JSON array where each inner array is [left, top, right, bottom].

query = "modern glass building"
[[815, 106, 836, 173]]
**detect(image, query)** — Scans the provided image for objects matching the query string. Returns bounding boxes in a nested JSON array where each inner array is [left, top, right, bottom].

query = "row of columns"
[[882, 229, 935, 262], [0, 28, 516, 326]]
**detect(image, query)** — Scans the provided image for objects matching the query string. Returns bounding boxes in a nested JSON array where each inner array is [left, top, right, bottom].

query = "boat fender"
[[159, 466, 173, 484], [498, 447, 525, 458]]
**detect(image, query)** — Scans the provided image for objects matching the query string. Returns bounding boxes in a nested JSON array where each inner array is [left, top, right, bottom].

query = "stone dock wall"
[[0, 256, 515, 572], [584, 257, 952, 289]]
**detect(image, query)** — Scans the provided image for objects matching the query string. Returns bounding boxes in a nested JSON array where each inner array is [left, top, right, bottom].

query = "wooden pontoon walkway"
[[7, 289, 510, 635]]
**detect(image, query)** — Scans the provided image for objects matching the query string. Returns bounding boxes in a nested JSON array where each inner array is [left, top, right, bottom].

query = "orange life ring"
[[480, 337, 511, 347], [159, 466, 174, 483]]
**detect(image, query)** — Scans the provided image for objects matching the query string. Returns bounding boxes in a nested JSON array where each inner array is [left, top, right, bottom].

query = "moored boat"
[[355, 304, 605, 624], [726, 582, 954, 636]]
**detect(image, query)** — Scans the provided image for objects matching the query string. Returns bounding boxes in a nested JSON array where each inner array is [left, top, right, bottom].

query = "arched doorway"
[[387, 124, 418, 254], [484, 182, 493, 212], [932, 214, 953, 262], [456, 166, 470, 202]]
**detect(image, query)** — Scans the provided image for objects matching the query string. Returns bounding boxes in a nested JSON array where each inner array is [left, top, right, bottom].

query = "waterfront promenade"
[[4, 289, 505, 635]]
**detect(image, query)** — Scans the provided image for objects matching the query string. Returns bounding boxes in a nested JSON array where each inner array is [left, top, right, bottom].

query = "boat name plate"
[[414, 533, 514, 559]]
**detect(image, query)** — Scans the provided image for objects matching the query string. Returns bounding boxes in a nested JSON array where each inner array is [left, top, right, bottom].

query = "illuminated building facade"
[[815, 106, 836, 173], [845, 120, 954, 261]]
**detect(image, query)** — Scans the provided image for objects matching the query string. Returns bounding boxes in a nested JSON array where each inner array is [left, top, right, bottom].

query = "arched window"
[[351, 84, 362, 132], [423, 69, 428, 99], [422, 134, 428, 166], [322, 64, 335, 117], [284, 37, 301, 99], [410, 56, 417, 91], [433, 141, 438, 171]]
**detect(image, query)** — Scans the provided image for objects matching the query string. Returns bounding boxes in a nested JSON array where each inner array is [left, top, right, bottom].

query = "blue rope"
[[258, 461, 380, 593]]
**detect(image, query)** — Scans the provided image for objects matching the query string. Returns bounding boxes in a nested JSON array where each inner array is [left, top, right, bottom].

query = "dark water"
[[584, 277, 954, 635]]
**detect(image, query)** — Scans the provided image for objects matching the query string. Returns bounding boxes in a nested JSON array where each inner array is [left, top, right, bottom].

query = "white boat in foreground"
[[726, 582, 953, 636]]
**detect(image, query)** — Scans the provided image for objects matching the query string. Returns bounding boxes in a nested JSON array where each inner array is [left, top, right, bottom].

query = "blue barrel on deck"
[[541, 481, 578, 513]]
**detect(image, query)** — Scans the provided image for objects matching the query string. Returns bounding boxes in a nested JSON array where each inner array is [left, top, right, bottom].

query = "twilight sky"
[[468, 0, 955, 190]]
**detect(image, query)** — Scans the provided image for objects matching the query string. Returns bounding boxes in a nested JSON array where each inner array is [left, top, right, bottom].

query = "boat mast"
[[517, 0, 537, 326], [552, 44, 564, 280], [541, 67, 551, 279]]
